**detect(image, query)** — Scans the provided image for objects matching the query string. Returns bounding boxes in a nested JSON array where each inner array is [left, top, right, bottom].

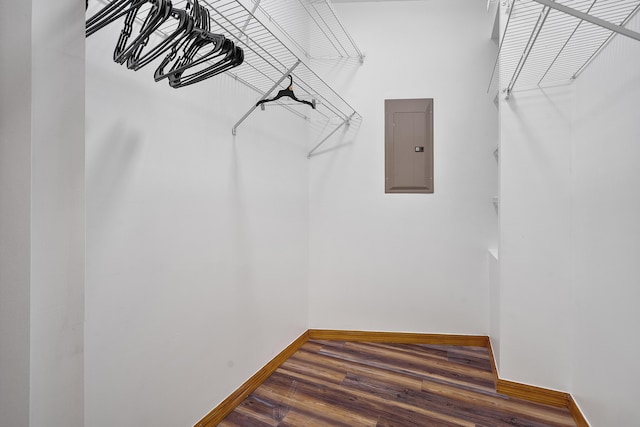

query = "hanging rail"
[[189, 0, 360, 157], [488, 0, 640, 96], [109, 0, 361, 157]]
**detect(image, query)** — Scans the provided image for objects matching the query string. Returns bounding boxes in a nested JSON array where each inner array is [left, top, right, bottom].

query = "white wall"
[[85, 20, 310, 427], [1, 1, 85, 426], [498, 11, 640, 426], [570, 14, 640, 426], [30, 1, 86, 426], [0, 2, 32, 426], [499, 85, 575, 391], [309, 0, 498, 334], [488, 249, 500, 367]]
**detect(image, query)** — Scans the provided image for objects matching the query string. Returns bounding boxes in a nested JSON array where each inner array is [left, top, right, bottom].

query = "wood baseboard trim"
[[486, 338, 499, 385], [496, 378, 569, 408], [194, 330, 309, 427], [194, 329, 589, 426], [486, 344, 590, 426], [569, 394, 590, 427], [308, 329, 489, 347]]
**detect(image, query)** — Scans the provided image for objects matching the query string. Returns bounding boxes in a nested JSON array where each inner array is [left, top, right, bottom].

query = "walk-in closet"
[[1, 1, 639, 426]]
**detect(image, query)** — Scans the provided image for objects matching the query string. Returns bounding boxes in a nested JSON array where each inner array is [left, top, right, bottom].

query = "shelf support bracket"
[[232, 60, 302, 136], [531, 0, 640, 42], [240, 0, 262, 39], [307, 113, 355, 159]]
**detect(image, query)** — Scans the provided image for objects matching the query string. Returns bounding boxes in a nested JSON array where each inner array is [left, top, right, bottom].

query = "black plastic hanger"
[[126, 5, 193, 71], [86, 0, 148, 37], [158, 30, 227, 81], [256, 75, 316, 109], [167, 39, 244, 88], [128, 0, 206, 71], [154, 2, 242, 88], [153, 3, 226, 82], [113, 0, 173, 65], [87, 0, 242, 88]]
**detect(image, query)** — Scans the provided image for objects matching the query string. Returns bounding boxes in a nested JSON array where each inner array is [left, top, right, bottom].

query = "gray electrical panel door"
[[385, 98, 434, 194]]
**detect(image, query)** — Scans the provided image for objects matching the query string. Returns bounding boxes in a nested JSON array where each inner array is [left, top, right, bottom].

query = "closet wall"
[[31, 1, 86, 425], [309, 0, 499, 333], [499, 11, 640, 426], [571, 21, 640, 424], [499, 82, 575, 392], [85, 18, 310, 427], [0, 3, 32, 426], [1, 0, 85, 426]]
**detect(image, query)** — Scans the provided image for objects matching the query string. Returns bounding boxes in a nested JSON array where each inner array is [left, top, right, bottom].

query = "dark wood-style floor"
[[219, 340, 576, 427]]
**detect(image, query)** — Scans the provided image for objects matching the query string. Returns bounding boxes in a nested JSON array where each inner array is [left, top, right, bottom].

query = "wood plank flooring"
[[218, 340, 576, 427]]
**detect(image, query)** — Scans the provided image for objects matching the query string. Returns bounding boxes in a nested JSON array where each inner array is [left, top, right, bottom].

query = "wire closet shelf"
[[149, 0, 362, 158], [249, 0, 364, 61], [488, 0, 640, 97]]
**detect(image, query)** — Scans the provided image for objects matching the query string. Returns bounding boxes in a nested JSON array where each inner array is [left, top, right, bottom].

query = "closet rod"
[[182, 0, 361, 152], [532, 0, 640, 41]]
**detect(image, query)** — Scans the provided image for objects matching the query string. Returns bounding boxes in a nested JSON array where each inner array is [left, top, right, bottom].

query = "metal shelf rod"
[[532, 0, 640, 41], [573, 2, 640, 78], [537, 0, 598, 85]]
